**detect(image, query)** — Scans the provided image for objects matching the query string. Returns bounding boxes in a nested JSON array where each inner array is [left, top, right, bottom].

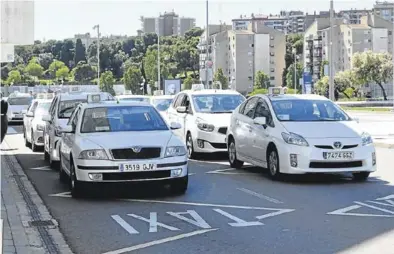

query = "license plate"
[[323, 151, 354, 160], [119, 163, 156, 172]]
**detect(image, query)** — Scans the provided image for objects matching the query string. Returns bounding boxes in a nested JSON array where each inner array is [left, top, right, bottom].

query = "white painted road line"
[[111, 215, 139, 234], [127, 212, 180, 232], [327, 204, 394, 217], [206, 167, 254, 175], [354, 202, 394, 215], [237, 188, 283, 204], [48, 192, 71, 198], [102, 228, 218, 254], [30, 166, 51, 171], [213, 209, 264, 227]]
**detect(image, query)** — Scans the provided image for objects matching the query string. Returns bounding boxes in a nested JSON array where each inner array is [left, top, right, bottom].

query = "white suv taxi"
[[226, 87, 376, 181], [42, 92, 114, 167], [167, 84, 245, 158], [58, 95, 188, 198]]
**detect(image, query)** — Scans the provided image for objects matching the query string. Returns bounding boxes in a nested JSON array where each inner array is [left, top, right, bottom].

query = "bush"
[[248, 87, 300, 96]]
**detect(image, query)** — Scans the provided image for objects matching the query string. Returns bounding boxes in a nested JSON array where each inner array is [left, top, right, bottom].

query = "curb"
[[374, 142, 394, 149], [2, 139, 74, 254], [0, 219, 3, 254]]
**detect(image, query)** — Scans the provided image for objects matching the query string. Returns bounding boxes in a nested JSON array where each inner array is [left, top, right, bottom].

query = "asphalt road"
[[4, 124, 394, 254]]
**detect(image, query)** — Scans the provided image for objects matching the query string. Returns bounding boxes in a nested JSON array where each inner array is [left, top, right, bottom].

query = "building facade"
[[140, 11, 196, 36]]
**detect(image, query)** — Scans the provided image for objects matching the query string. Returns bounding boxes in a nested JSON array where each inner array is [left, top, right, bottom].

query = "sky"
[[31, 0, 377, 41]]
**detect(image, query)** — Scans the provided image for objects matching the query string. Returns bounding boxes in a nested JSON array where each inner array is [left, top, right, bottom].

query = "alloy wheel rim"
[[229, 142, 236, 163], [269, 152, 278, 175]]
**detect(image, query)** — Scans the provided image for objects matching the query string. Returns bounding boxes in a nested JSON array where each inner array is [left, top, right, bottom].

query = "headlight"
[[361, 132, 373, 146], [37, 124, 44, 131], [165, 146, 186, 157], [78, 149, 108, 160], [196, 118, 214, 132], [281, 132, 309, 147]]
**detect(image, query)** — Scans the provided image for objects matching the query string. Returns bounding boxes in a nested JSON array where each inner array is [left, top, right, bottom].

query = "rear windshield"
[[8, 97, 32, 105]]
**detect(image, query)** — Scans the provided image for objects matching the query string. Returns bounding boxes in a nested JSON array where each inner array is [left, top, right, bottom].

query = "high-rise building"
[[140, 11, 196, 36], [373, 1, 394, 21]]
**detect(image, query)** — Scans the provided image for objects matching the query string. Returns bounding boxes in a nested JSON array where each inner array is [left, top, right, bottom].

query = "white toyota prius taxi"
[[59, 95, 188, 198], [226, 87, 376, 181]]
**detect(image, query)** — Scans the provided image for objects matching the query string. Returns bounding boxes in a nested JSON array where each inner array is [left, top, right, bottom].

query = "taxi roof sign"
[[87, 94, 102, 103], [36, 93, 54, 100], [192, 84, 205, 91], [269, 87, 285, 95]]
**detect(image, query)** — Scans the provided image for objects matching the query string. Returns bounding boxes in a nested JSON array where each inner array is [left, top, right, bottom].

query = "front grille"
[[315, 145, 333, 149], [309, 161, 362, 168], [111, 147, 161, 160], [314, 144, 359, 149], [102, 170, 170, 181], [209, 142, 227, 149], [218, 127, 227, 135]]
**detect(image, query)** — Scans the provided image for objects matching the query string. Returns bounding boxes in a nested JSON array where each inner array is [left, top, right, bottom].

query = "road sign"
[[302, 72, 312, 94], [206, 61, 213, 68]]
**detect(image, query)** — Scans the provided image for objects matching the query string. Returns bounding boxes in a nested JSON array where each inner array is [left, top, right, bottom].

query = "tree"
[[6, 70, 22, 85], [123, 66, 142, 94], [37, 53, 54, 70], [99, 71, 115, 95], [314, 76, 329, 96], [286, 62, 303, 91], [213, 68, 228, 89], [334, 70, 356, 98], [56, 66, 70, 81], [254, 70, 270, 89], [352, 51, 393, 100], [183, 76, 196, 90], [71, 61, 96, 82], [24, 57, 44, 78], [74, 38, 86, 65], [48, 60, 66, 79], [60, 39, 75, 67]]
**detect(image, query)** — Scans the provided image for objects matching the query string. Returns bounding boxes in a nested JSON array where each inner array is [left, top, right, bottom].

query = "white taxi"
[[150, 95, 174, 122], [167, 84, 245, 158], [42, 92, 114, 167], [7, 92, 33, 123], [58, 95, 188, 198], [116, 94, 150, 103], [23, 97, 52, 151], [226, 88, 376, 181]]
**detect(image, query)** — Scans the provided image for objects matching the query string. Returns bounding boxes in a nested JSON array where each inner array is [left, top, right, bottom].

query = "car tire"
[[352, 172, 370, 181], [228, 138, 244, 168], [186, 133, 199, 159], [267, 147, 281, 181], [44, 150, 50, 161], [59, 154, 68, 184], [171, 175, 188, 195], [70, 158, 83, 198], [24, 128, 30, 147], [31, 130, 37, 152]]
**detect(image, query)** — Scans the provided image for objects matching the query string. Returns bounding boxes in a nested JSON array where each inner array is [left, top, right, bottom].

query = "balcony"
[[313, 35, 322, 41], [314, 42, 322, 48]]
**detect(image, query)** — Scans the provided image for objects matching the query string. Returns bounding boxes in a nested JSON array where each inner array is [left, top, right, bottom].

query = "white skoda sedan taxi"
[[226, 88, 376, 181], [59, 96, 188, 198]]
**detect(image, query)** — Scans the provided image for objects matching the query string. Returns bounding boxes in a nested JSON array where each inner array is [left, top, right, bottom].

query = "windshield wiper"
[[59, 106, 75, 114]]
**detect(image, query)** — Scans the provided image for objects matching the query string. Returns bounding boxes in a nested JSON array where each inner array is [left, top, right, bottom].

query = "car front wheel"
[[228, 138, 244, 168], [267, 147, 281, 180]]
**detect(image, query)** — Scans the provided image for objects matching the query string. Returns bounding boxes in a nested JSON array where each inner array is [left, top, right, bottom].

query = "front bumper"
[[74, 156, 188, 183], [193, 129, 227, 153], [277, 140, 377, 175], [32, 130, 44, 146]]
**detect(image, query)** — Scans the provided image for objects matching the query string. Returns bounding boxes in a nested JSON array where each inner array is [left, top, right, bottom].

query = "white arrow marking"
[[256, 209, 295, 220], [237, 188, 283, 204], [111, 215, 139, 234], [327, 204, 394, 217], [367, 200, 394, 207], [376, 194, 394, 201], [213, 209, 263, 227], [127, 212, 180, 232], [188, 173, 196, 176], [167, 210, 211, 229], [48, 192, 71, 198], [206, 167, 253, 175], [354, 202, 394, 215], [30, 166, 51, 171]]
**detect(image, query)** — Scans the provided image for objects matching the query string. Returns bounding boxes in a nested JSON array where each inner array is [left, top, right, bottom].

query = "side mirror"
[[59, 125, 74, 134], [42, 114, 51, 122], [26, 112, 34, 117], [169, 122, 181, 130], [176, 106, 187, 113], [253, 117, 267, 126]]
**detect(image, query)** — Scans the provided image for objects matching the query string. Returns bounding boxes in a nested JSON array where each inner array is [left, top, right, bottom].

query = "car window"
[[243, 97, 259, 118], [152, 98, 173, 111], [238, 101, 247, 114], [181, 95, 192, 112], [35, 102, 51, 116], [271, 99, 350, 122], [191, 94, 245, 113], [7, 97, 32, 105], [29, 102, 38, 113], [58, 99, 87, 119], [80, 106, 169, 133], [173, 94, 185, 108], [254, 99, 274, 126]]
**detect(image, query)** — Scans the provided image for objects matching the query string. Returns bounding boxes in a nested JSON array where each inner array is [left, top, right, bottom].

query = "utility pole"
[[329, 0, 334, 101], [205, 0, 210, 88], [157, 22, 161, 91], [293, 48, 297, 93], [93, 24, 100, 86]]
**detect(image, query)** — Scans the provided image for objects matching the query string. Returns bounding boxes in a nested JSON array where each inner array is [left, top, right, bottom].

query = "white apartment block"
[[200, 23, 285, 95], [140, 11, 196, 36]]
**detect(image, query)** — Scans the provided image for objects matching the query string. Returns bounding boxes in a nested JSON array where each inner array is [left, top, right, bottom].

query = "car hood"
[[83, 131, 174, 149], [9, 105, 28, 113], [196, 113, 232, 127], [281, 121, 363, 138], [57, 119, 69, 128]]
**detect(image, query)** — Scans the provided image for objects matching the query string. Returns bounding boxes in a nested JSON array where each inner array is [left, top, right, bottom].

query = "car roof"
[[80, 100, 153, 110], [58, 92, 111, 101], [116, 95, 149, 98], [151, 95, 174, 99], [181, 89, 242, 96], [256, 94, 329, 102]]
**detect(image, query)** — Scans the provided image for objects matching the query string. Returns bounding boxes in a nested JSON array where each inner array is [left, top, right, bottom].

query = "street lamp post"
[[329, 0, 335, 101], [293, 48, 297, 94], [205, 0, 209, 88], [93, 25, 100, 86], [157, 28, 161, 91]]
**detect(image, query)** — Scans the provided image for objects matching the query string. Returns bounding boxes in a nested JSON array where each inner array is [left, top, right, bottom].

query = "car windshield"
[[58, 99, 87, 118], [271, 99, 351, 122], [8, 97, 32, 106], [152, 98, 173, 111], [35, 102, 51, 115], [80, 106, 169, 133], [192, 94, 245, 113], [118, 97, 150, 103]]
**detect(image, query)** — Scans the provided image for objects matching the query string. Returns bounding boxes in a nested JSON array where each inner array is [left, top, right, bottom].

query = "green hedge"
[[249, 88, 300, 96]]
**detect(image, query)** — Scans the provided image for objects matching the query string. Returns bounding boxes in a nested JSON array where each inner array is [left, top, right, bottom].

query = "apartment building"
[[339, 9, 371, 24], [73, 33, 95, 50], [373, 1, 394, 21], [232, 14, 293, 34], [140, 11, 196, 36]]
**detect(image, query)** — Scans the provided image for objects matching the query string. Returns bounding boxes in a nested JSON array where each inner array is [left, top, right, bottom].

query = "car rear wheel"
[[171, 176, 188, 195], [228, 138, 244, 168], [353, 172, 370, 181], [31, 130, 37, 152]]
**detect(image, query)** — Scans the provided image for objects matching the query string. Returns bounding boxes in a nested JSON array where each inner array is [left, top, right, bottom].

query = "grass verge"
[[342, 107, 392, 112]]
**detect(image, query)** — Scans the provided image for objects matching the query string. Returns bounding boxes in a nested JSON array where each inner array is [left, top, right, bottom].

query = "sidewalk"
[[1, 140, 73, 254], [373, 137, 394, 149]]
